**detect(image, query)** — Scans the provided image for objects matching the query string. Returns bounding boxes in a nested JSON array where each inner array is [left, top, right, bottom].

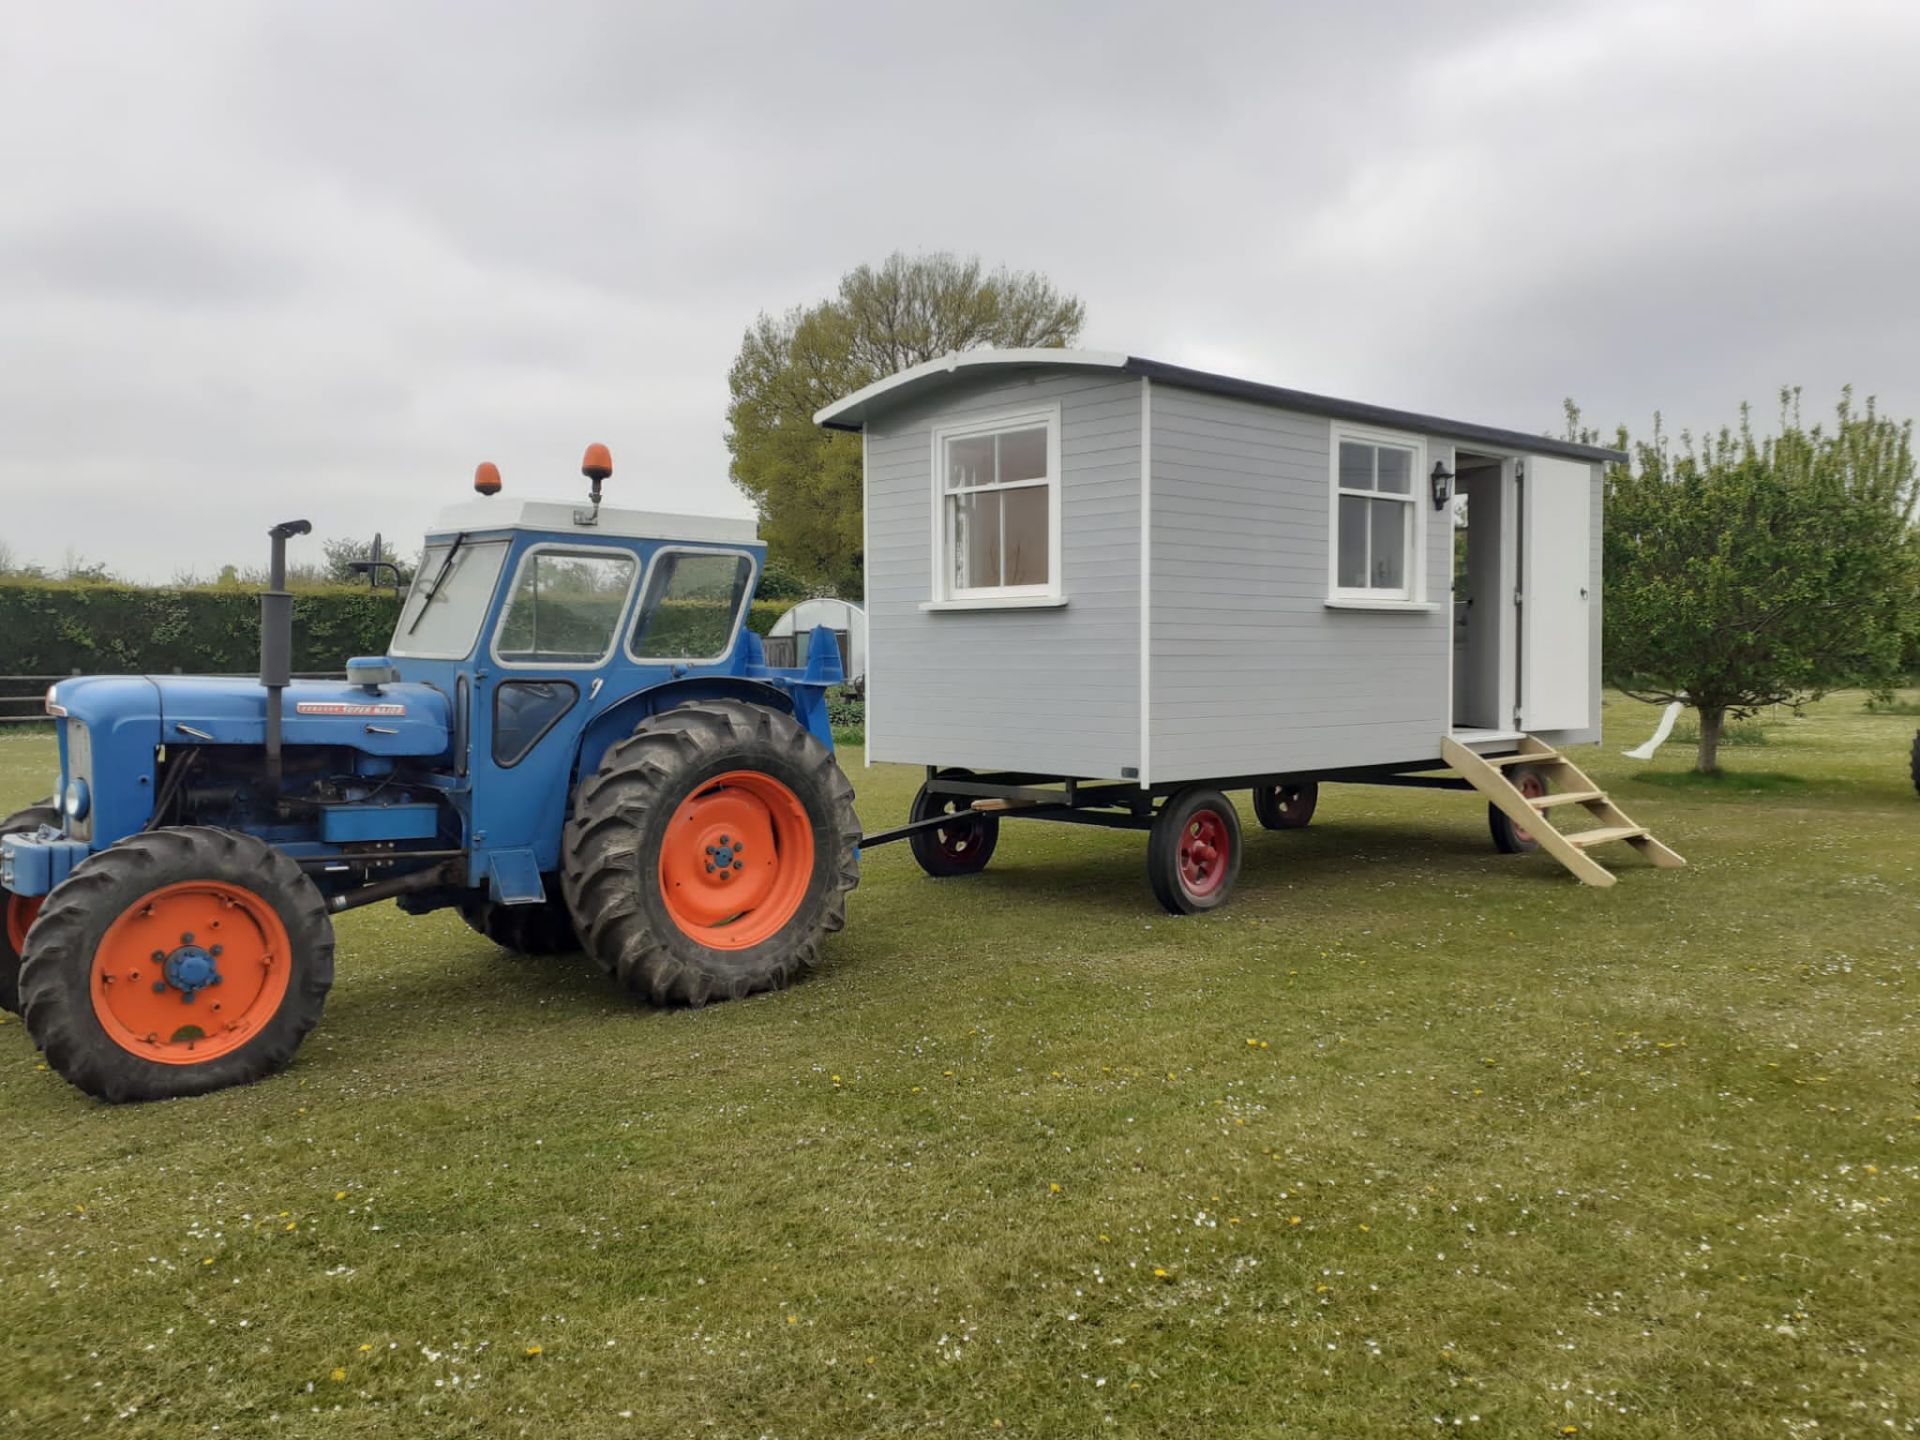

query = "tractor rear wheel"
[[1252, 781, 1318, 831], [460, 895, 579, 956], [18, 828, 334, 1102], [562, 701, 860, 1007], [1, 800, 60, 1015]]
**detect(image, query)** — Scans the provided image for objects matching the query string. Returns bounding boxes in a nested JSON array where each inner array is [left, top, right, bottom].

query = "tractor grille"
[[64, 720, 92, 842]]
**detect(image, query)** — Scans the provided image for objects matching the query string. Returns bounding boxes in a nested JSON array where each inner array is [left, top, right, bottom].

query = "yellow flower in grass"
[[525, 1344, 543, 1357], [330, 1368, 346, 1383]]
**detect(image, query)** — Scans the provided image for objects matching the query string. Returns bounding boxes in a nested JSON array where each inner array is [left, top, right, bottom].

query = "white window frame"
[[928, 405, 1063, 605], [490, 543, 641, 670], [1327, 424, 1427, 606], [625, 545, 760, 665]]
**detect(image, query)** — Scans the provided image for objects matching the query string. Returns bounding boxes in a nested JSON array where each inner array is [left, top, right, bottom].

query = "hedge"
[[0, 579, 788, 677]]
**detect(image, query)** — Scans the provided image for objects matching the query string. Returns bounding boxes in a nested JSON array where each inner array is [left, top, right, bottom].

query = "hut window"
[[1331, 432, 1422, 602], [931, 407, 1062, 602]]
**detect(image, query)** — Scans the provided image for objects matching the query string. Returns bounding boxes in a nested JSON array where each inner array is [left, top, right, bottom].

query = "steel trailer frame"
[[859, 761, 1478, 849]]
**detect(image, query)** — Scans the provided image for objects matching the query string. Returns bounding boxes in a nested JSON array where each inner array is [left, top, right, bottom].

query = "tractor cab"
[[1, 446, 860, 1102]]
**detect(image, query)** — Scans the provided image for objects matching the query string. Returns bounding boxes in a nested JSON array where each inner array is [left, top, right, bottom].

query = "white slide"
[[1625, 701, 1686, 760]]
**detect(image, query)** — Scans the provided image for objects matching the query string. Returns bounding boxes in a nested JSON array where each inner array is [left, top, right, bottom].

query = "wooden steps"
[[1441, 735, 1686, 887]]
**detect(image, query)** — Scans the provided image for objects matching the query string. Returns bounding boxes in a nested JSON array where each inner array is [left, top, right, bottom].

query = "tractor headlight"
[[64, 778, 91, 822]]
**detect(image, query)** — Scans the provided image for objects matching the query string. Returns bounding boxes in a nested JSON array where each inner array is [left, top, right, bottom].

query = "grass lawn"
[[2, 694, 1917, 1438]]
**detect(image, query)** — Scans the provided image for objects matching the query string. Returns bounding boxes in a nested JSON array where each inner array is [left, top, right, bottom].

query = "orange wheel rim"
[[658, 770, 815, 951], [7, 892, 43, 953], [89, 880, 293, 1064]]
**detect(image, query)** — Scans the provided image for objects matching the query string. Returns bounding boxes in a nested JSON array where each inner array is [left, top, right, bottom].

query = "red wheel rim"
[[659, 769, 816, 950], [6, 892, 43, 953], [89, 880, 293, 1064], [1512, 771, 1546, 845], [932, 801, 985, 863], [1177, 809, 1231, 898]]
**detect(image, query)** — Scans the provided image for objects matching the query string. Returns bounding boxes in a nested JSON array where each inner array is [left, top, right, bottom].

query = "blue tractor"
[[0, 447, 861, 1102]]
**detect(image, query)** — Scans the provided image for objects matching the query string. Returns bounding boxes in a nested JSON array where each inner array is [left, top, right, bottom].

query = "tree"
[[322, 534, 411, 590], [1589, 389, 1920, 773], [727, 252, 1086, 596]]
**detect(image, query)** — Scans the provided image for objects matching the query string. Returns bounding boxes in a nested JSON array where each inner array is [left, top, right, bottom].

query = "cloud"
[[0, 0, 1914, 580]]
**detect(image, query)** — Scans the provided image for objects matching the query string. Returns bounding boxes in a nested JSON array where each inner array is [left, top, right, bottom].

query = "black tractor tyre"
[[1147, 787, 1244, 915], [1489, 765, 1550, 854], [460, 894, 580, 956], [907, 769, 1000, 877], [18, 827, 334, 1103], [1, 800, 61, 1015], [1252, 781, 1319, 831], [561, 701, 860, 1007]]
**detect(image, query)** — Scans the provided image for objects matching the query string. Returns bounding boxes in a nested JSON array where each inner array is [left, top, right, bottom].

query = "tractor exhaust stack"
[[261, 519, 313, 796]]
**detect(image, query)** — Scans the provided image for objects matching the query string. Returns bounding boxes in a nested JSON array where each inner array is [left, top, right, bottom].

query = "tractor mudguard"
[[575, 676, 813, 782]]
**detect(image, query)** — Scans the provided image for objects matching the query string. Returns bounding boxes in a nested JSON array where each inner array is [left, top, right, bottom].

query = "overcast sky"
[[2, 0, 1915, 580]]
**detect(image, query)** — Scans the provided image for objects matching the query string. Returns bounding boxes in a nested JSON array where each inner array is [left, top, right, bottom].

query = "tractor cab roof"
[[427, 498, 759, 548]]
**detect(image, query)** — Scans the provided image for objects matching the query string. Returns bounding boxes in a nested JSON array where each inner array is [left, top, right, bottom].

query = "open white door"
[[1519, 455, 1592, 730]]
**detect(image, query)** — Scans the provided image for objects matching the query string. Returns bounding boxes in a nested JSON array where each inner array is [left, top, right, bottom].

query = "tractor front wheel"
[[1, 800, 60, 1015], [460, 894, 579, 956], [562, 701, 860, 1006], [18, 828, 334, 1102]]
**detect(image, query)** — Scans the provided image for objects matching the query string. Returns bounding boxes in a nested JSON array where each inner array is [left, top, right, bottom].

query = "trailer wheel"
[[1489, 766, 1549, 853], [562, 701, 860, 1007], [1, 800, 60, 1015], [907, 770, 1000, 877], [18, 828, 334, 1103], [1252, 781, 1318, 831], [460, 895, 580, 956], [1148, 788, 1242, 915]]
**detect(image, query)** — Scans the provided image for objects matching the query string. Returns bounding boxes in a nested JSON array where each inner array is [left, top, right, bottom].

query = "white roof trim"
[[812, 348, 1128, 429], [428, 498, 759, 545]]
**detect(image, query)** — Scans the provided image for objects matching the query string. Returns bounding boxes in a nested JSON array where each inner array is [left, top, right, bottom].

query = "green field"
[[2, 696, 1917, 1438]]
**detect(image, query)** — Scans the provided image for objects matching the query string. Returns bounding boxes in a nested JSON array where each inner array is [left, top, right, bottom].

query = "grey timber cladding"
[[863, 369, 1141, 776], [1146, 383, 1454, 782]]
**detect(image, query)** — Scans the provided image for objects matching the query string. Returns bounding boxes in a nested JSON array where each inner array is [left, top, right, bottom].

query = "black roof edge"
[[1127, 358, 1626, 465]]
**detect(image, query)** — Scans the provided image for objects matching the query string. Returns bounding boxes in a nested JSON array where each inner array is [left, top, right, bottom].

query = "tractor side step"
[[1441, 736, 1686, 888]]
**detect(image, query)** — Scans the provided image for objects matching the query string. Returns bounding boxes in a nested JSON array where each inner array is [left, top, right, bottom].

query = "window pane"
[[1001, 485, 1049, 586], [1377, 446, 1412, 495], [493, 680, 577, 766], [631, 551, 754, 658], [496, 550, 634, 662], [1369, 499, 1407, 590], [1337, 494, 1369, 588], [1339, 441, 1374, 492], [997, 427, 1048, 483], [391, 539, 510, 659], [948, 489, 1002, 590], [947, 434, 995, 489]]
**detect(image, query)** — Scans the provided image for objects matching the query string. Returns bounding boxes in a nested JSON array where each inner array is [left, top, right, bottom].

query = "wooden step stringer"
[[1441, 736, 1686, 887]]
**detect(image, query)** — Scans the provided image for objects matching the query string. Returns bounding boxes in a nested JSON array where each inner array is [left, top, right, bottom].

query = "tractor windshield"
[[389, 538, 511, 660]]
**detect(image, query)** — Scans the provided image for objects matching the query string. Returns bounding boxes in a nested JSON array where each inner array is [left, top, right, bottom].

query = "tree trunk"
[[1695, 705, 1726, 775]]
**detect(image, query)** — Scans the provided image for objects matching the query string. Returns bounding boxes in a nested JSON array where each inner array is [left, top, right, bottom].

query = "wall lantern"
[[1429, 460, 1455, 510]]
